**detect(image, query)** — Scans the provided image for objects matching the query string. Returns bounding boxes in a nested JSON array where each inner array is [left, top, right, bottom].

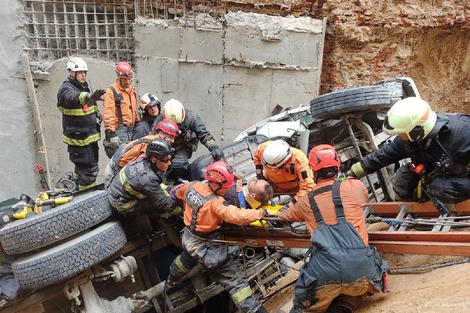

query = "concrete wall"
[[0, 10, 324, 199], [0, 0, 38, 201], [134, 12, 324, 150]]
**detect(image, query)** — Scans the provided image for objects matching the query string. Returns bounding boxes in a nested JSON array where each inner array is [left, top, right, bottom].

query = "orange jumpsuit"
[[254, 142, 315, 202], [278, 177, 369, 245], [175, 181, 264, 233], [103, 80, 139, 132], [167, 181, 267, 313], [118, 134, 159, 167]]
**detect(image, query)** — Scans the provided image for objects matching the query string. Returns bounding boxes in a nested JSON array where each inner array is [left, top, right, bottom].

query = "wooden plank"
[[370, 240, 470, 256], [21, 54, 51, 189], [369, 231, 470, 242]]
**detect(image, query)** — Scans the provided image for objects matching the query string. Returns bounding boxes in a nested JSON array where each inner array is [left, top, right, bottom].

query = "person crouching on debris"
[[108, 138, 178, 219], [279, 144, 389, 313], [254, 139, 315, 204], [103, 119, 180, 189], [57, 57, 106, 191], [165, 161, 278, 313], [348, 97, 470, 206]]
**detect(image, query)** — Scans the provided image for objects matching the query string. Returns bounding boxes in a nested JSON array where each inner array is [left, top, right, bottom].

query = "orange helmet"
[[309, 144, 340, 171], [116, 62, 134, 78], [156, 119, 180, 137], [205, 162, 234, 188]]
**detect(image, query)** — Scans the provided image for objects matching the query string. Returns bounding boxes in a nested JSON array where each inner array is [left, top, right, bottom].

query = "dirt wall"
[[316, 0, 470, 114]]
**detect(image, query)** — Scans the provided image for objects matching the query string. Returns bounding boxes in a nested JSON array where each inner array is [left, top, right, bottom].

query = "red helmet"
[[116, 62, 134, 78], [156, 119, 180, 137], [309, 144, 341, 171], [205, 162, 234, 188]]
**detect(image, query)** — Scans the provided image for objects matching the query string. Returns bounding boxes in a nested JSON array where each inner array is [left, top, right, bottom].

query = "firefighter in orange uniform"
[[103, 61, 140, 158], [279, 145, 389, 313], [165, 162, 277, 313], [254, 139, 315, 203]]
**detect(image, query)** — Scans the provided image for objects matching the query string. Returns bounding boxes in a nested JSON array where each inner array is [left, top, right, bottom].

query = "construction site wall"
[[1, 0, 469, 200]]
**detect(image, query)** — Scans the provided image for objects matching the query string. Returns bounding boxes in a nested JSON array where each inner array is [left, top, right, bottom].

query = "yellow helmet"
[[383, 97, 437, 141], [162, 99, 185, 124]]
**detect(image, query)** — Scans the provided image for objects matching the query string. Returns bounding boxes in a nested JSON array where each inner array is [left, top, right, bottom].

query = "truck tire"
[[0, 190, 112, 255], [12, 221, 127, 289], [309, 85, 392, 119]]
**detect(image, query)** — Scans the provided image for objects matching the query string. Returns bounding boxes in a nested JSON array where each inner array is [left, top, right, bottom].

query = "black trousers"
[[68, 142, 99, 190]]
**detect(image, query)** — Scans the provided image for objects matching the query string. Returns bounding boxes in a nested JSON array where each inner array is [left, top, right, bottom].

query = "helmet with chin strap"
[[162, 99, 186, 124], [140, 93, 161, 111], [116, 62, 134, 78], [155, 119, 180, 137], [146, 138, 173, 160], [67, 57, 88, 72], [262, 140, 292, 168], [383, 97, 437, 141], [309, 144, 341, 171], [205, 162, 234, 188]]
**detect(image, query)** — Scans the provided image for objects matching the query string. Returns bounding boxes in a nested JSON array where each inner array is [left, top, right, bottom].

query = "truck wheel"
[[12, 221, 127, 289], [309, 85, 393, 119], [0, 190, 113, 255]]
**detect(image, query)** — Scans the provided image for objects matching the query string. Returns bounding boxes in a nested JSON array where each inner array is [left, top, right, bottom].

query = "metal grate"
[[23, 0, 135, 62]]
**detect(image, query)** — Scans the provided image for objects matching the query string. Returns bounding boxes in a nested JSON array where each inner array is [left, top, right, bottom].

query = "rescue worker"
[[151, 99, 224, 181], [132, 93, 161, 140], [107, 138, 176, 217], [279, 144, 389, 313], [224, 178, 274, 210], [165, 162, 277, 313], [254, 139, 315, 203], [103, 119, 180, 189], [103, 61, 139, 158], [57, 57, 105, 191], [349, 97, 470, 204]]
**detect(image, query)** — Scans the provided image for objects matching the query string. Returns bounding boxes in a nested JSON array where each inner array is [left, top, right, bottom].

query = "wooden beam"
[[370, 240, 470, 257], [369, 231, 470, 242]]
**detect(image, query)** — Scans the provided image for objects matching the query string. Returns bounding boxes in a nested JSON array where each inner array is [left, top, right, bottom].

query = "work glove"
[[210, 145, 224, 161], [263, 208, 280, 217], [161, 206, 182, 219], [85, 89, 106, 102], [256, 173, 266, 180], [109, 133, 121, 148], [346, 169, 357, 178]]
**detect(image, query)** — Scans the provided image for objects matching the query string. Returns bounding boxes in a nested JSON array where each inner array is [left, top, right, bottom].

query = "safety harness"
[[185, 182, 216, 237]]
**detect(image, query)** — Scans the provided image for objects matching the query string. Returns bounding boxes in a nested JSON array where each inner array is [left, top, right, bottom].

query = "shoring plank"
[[369, 231, 470, 242], [370, 240, 470, 257]]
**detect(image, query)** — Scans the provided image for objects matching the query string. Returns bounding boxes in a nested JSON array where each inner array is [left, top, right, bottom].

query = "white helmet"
[[66, 57, 88, 72], [140, 93, 161, 111], [163, 99, 186, 124], [262, 140, 292, 168], [383, 97, 437, 141]]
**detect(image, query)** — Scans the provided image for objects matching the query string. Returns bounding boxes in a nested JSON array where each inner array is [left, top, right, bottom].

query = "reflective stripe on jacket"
[[107, 157, 174, 213], [254, 142, 315, 201], [175, 181, 264, 233], [152, 109, 216, 152], [57, 78, 100, 146]]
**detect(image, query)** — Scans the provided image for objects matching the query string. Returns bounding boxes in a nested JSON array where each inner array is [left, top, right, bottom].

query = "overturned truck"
[[3, 77, 469, 313]]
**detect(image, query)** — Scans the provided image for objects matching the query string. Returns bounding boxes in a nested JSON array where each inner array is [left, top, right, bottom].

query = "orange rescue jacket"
[[103, 80, 139, 132], [176, 181, 265, 233], [118, 134, 159, 168], [278, 177, 369, 245], [254, 142, 315, 201]]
